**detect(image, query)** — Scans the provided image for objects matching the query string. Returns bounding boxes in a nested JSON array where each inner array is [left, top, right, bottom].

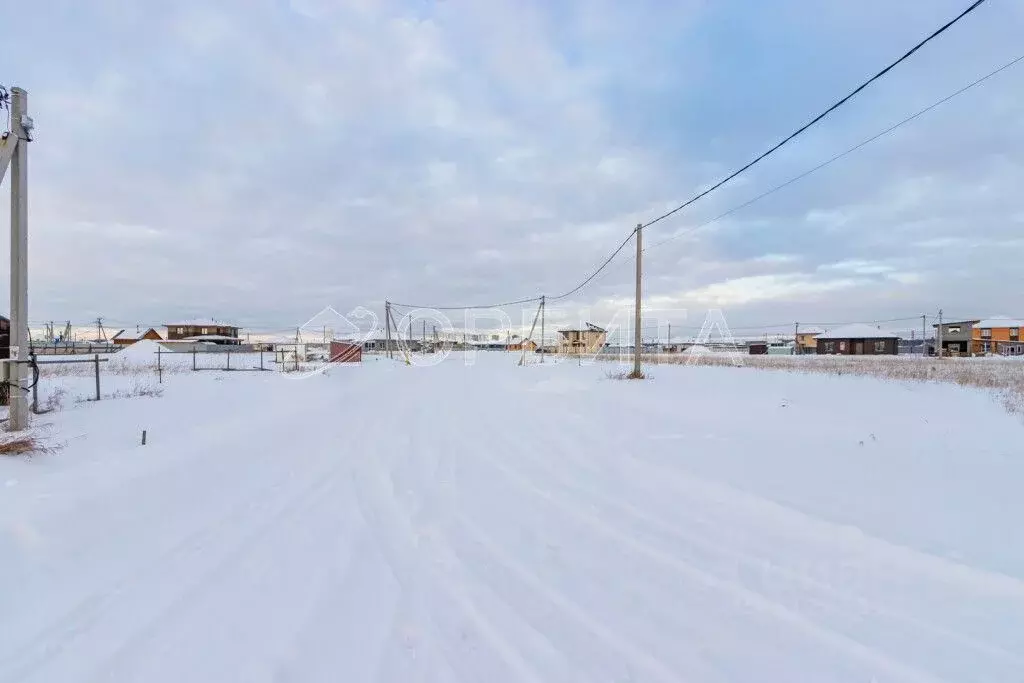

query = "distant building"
[[795, 328, 823, 354], [970, 317, 1024, 355], [111, 328, 163, 346], [164, 320, 241, 345], [508, 339, 538, 352], [329, 341, 362, 363], [815, 323, 899, 355], [558, 323, 607, 355], [932, 319, 979, 356]]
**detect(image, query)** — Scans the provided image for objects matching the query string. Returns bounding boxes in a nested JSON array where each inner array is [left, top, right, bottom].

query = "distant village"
[[10, 316, 1024, 359]]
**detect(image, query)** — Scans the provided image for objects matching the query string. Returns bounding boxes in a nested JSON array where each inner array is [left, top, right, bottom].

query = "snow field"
[[1, 353, 1022, 682]]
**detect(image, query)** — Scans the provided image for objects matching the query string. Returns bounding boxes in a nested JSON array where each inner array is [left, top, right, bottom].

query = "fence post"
[[30, 351, 37, 413], [94, 353, 100, 401], [226, 349, 231, 371], [157, 346, 163, 384], [193, 348, 197, 371], [260, 349, 264, 371]]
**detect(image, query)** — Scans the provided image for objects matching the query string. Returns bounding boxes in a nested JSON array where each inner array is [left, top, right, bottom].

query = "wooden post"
[[794, 322, 799, 356], [157, 345, 163, 383], [94, 353, 100, 401], [226, 349, 231, 371], [260, 349, 264, 371], [141, 430, 147, 446], [193, 348, 197, 371]]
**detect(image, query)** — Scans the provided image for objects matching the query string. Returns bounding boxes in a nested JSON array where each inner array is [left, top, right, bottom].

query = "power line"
[[389, 296, 542, 311], [523, 0, 991, 307], [639, 0, 989, 232], [645, 52, 1023, 252], [386, 1, 986, 312], [547, 229, 638, 302]]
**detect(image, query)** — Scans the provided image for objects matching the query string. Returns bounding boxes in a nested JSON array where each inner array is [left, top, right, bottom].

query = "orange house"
[[971, 317, 1024, 355]]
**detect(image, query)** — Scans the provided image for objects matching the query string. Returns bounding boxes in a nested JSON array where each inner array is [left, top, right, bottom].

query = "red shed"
[[329, 341, 362, 363]]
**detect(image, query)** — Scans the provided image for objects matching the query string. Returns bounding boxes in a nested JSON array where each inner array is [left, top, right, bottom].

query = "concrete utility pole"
[[937, 309, 943, 357], [540, 295, 546, 363], [384, 302, 392, 358], [922, 314, 927, 356], [631, 223, 643, 378], [6, 88, 31, 429]]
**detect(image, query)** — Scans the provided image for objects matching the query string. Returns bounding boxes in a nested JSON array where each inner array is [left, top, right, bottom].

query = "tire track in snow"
[[472, 446, 949, 683], [351, 449, 548, 683], [516, 414, 1024, 672], [0, 440, 352, 683]]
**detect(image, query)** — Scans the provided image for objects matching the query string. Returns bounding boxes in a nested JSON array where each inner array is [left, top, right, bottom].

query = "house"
[[795, 328, 823, 354], [558, 323, 608, 355], [508, 339, 538, 352], [164, 320, 241, 345], [748, 342, 768, 355], [932, 319, 979, 356], [815, 323, 899, 355], [970, 317, 1024, 355], [111, 328, 163, 346]]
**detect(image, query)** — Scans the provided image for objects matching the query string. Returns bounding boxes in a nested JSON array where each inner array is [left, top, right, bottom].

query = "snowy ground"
[[1, 352, 1023, 682]]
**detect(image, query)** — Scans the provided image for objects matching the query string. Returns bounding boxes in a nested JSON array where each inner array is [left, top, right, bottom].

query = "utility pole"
[[5, 88, 30, 429], [937, 309, 943, 357], [922, 314, 927, 356], [540, 295, 546, 362], [631, 223, 643, 378], [794, 322, 799, 356], [384, 302, 392, 358]]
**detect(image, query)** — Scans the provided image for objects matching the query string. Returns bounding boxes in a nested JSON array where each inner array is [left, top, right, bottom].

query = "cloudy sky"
[[3, 0, 1023, 339]]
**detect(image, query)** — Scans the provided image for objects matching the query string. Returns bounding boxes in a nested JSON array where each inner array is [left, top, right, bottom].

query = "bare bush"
[[38, 386, 68, 414]]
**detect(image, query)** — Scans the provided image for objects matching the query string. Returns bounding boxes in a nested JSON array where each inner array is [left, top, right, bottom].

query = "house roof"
[[164, 319, 239, 328], [816, 323, 900, 340], [932, 319, 979, 328], [972, 317, 1024, 329], [112, 328, 160, 341]]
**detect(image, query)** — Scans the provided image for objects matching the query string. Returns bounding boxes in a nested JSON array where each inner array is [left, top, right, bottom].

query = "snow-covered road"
[[2, 354, 1023, 682]]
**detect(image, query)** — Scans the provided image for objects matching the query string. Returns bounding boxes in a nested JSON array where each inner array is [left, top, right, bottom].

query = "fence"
[[29, 341, 120, 356], [30, 353, 107, 412]]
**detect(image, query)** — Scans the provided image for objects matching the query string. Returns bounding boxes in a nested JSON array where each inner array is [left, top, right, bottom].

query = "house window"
[[177, 327, 184, 335], [201, 327, 209, 335], [822, 342, 834, 353], [874, 341, 886, 352], [947, 326, 961, 334], [1011, 328, 1019, 340], [839, 341, 847, 352], [981, 329, 991, 338]]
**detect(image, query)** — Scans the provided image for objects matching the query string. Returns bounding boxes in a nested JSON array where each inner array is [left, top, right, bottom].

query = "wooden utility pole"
[[631, 223, 643, 378], [937, 309, 944, 357], [6, 87, 31, 429], [794, 322, 799, 356]]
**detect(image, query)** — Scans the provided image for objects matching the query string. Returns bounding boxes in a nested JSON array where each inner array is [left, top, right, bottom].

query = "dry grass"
[[0, 434, 58, 457], [614, 352, 1024, 413]]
